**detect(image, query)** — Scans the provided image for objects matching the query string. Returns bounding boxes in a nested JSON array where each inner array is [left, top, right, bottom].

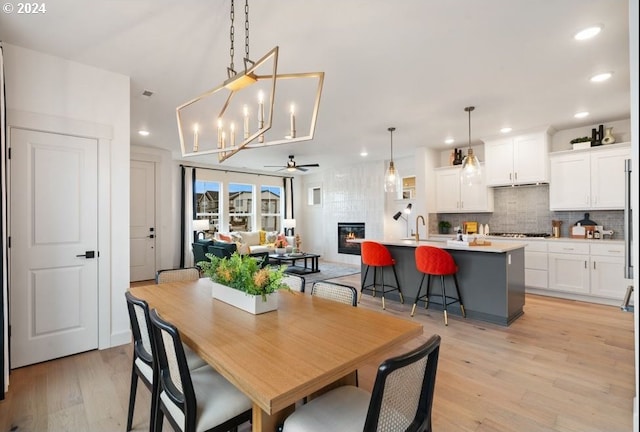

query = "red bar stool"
[[413, 245, 466, 325], [361, 241, 404, 309]]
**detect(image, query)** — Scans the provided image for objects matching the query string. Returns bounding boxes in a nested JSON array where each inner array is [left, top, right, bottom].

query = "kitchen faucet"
[[415, 215, 425, 242]]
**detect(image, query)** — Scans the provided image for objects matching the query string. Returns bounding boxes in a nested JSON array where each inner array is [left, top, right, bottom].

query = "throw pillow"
[[218, 233, 232, 243], [259, 230, 266, 245], [239, 231, 261, 246], [266, 231, 278, 244]]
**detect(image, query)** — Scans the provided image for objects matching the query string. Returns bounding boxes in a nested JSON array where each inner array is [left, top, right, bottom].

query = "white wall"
[[4, 43, 131, 347]]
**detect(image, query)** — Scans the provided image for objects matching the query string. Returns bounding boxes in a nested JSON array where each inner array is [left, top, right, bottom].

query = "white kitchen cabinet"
[[548, 242, 590, 294], [549, 143, 630, 210], [524, 241, 548, 290], [590, 243, 626, 299], [434, 165, 493, 213], [484, 129, 550, 186], [484, 238, 548, 289]]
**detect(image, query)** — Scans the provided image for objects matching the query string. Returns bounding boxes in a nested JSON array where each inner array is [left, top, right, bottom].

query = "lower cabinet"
[[524, 241, 548, 290], [548, 242, 590, 294], [589, 243, 626, 299], [547, 241, 626, 301]]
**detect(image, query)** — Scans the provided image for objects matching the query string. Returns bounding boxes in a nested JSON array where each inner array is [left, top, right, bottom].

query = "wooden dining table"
[[129, 278, 423, 432]]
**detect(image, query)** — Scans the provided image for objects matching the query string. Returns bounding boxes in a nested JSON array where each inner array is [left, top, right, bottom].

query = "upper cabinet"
[[549, 143, 631, 210], [435, 165, 494, 213], [483, 129, 550, 186]]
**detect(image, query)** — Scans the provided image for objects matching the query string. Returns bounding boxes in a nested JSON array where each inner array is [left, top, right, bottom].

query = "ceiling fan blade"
[[264, 165, 286, 168], [296, 163, 320, 168], [296, 167, 308, 172]]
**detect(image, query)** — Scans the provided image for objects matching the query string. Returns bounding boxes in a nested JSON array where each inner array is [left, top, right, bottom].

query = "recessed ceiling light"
[[574, 26, 602, 41], [360, 151, 368, 157], [138, 130, 150, 136], [444, 138, 455, 145], [590, 72, 613, 82], [500, 127, 512, 134], [574, 111, 589, 119]]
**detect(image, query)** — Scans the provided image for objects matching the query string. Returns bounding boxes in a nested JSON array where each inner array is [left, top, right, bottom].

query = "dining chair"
[[155, 267, 200, 284], [282, 334, 441, 432], [310, 281, 358, 306], [149, 308, 253, 432], [282, 273, 306, 293], [125, 291, 207, 432]]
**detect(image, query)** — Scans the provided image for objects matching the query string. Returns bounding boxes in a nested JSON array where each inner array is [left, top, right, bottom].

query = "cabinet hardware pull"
[[562, 248, 574, 251], [608, 250, 620, 253], [584, 261, 587, 268], [509, 173, 512, 181], [593, 262, 596, 269], [515, 172, 518, 181]]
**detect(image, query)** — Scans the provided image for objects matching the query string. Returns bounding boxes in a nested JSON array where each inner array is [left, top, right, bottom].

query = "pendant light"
[[384, 127, 402, 194], [461, 106, 482, 186]]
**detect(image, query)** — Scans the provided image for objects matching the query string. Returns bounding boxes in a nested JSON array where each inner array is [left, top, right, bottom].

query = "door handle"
[[148, 234, 155, 239], [76, 251, 96, 259]]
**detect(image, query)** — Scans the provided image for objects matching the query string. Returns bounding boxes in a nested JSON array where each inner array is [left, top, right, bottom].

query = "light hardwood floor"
[[0, 274, 635, 432]]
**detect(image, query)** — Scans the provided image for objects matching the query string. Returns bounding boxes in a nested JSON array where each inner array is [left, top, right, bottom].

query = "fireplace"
[[338, 222, 365, 255]]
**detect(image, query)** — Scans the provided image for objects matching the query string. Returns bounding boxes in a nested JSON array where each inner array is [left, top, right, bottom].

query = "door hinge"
[[7, 147, 11, 159], [7, 236, 10, 248]]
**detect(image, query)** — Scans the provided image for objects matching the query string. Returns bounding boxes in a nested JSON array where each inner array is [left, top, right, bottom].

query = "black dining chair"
[[282, 334, 441, 432], [125, 291, 207, 432], [149, 308, 252, 432]]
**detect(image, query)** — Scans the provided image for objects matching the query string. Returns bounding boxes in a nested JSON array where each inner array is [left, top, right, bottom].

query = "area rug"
[[287, 260, 360, 285]]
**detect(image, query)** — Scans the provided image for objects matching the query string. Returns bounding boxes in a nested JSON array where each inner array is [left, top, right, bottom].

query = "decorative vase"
[[275, 247, 286, 256], [210, 281, 278, 314], [601, 127, 616, 144]]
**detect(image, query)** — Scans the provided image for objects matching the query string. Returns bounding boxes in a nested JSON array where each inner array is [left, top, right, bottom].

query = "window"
[[194, 180, 221, 233], [308, 186, 321, 205], [228, 183, 254, 231], [260, 185, 282, 232]]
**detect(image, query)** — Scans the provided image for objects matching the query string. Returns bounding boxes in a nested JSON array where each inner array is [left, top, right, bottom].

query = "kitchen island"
[[353, 239, 526, 326]]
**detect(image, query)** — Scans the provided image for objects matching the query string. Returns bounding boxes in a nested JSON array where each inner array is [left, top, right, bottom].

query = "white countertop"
[[349, 238, 526, 253], [427, 234, 624, 245]]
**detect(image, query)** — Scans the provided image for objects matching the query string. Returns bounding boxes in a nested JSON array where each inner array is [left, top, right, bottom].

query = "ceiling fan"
[[265, 155, 320, 172]]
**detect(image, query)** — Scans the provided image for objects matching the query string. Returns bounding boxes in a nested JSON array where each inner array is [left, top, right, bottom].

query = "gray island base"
[[356, 239, 526, 326]]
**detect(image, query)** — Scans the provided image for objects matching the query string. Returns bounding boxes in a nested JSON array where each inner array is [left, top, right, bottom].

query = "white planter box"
[[572, 142, 591, 150], [210, 281, 278, 314]]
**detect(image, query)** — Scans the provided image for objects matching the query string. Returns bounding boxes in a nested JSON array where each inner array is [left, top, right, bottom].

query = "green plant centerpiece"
[[570, 136, 591, 144], [438, 220, 451, 234], [200, 252, 289, 302]]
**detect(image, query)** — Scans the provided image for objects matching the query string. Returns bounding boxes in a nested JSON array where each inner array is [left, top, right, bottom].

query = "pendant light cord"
[[388, 126, 396, 161], [464, 106, 474, 151]]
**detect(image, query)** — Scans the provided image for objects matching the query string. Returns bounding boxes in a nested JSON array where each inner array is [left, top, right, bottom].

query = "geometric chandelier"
[[176, 0, 324, 163]]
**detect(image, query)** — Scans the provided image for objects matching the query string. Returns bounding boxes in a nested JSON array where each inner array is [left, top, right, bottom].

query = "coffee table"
[[269, 252, 321, 274]]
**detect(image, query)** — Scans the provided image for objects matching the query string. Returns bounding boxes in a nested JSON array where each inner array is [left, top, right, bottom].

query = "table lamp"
[[193, 219, 210, 240]]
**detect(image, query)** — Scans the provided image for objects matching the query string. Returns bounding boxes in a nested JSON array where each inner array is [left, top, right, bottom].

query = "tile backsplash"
[[431, 184, 624, 239]]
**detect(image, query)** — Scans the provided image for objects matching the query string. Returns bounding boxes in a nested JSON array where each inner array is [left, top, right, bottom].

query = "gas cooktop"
[[488, 232, 551, 238]]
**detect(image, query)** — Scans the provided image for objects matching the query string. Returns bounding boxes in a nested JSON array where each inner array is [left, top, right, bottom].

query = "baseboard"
[[634, 396, 638, 432], [108, 329, 131, 348]]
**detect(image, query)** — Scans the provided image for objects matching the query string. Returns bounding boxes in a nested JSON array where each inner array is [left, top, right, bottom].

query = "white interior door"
[[10, 128, 98, 368], [130, 160, 156, 281]]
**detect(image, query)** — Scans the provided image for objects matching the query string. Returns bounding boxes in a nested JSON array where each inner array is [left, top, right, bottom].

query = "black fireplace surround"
[[338, 222, 365, 255]]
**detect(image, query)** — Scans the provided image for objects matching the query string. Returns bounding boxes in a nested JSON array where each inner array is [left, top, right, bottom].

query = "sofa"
[[215, 230, 296, 254]]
